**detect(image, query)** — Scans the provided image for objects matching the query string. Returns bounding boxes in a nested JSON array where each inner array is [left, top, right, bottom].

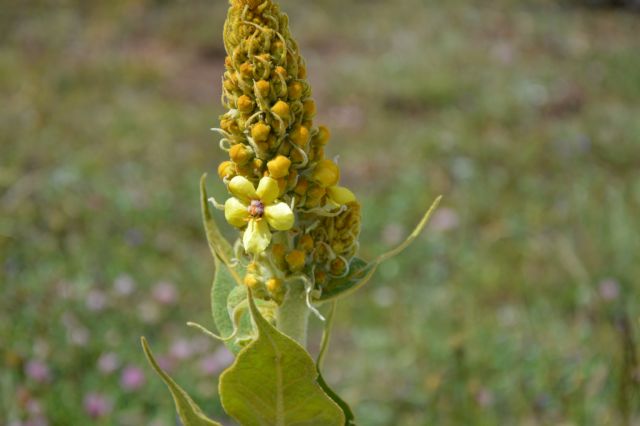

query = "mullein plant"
[[141, 0, 440, 424]]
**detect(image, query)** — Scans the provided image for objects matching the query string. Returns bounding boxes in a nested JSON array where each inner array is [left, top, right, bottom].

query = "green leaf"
[[200, 174, 243, 287], [219, 291, 345, 426], [211, 257, 244, 354], [316, 373, 355, 426], [316, 257, 376, 302], [141, 337, 222, 426], [318, 196, 442, 302]]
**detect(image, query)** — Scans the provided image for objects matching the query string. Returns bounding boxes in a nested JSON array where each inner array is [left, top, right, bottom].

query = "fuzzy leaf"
[[316, 373, 356, 426], [318, 196, 442, 302], [200, 174, 243, 286], [200, 173, 233, 261], [316, 257, 376, 302], [141, 337, 221, 426], [219, 292, 345, 426], [211, 258, 245, 354]]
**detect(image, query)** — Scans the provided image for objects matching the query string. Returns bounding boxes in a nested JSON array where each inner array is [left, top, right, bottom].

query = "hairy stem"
[[276, 280, 309, 347]]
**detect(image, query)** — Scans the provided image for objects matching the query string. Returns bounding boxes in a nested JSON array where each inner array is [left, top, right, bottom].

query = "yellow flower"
[[224, 176, 295, 255], [312, 159, 340, 188], [327, 185, 356, 205]]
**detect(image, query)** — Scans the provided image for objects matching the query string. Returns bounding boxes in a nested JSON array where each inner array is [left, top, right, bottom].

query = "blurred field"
[[1, 0, 639, 425]]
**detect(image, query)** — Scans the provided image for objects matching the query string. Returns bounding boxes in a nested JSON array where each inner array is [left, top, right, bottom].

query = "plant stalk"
[[276, 280, 309, 347]]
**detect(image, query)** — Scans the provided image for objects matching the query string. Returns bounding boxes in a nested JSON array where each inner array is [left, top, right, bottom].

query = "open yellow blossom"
[[224, 176, 295, 254]]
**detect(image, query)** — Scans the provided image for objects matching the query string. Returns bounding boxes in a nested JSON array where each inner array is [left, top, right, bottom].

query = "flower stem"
[[276, 280, 309, 347]]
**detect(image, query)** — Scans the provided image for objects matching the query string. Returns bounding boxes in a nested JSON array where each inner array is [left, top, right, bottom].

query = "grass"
[[1, 0, 639, 424]]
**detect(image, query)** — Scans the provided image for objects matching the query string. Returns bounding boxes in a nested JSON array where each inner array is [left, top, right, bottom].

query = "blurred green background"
[[2, 0, 639, 424]]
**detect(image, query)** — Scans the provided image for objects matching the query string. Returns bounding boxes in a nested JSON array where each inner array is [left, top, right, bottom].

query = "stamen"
[[248, 199, 265, 217]]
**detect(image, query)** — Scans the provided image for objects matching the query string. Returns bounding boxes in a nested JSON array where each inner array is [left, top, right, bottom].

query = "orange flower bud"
[[267, 155, 291, 179], [290, 148, 305, 164], [285, 250, 306, 271], [232, 0, 262, 9], [290, 125, 310, 147], [266, 278, 283, 293], [314, 126, 331, 146], [244, 274, 260, 289], [303, 99, 316, 118], [271, 243, 286, 260], [220, 118, 236, 133], [229, 143, 253, 165], [330, 258, 347, 276], [298, 60, 307, 79], [239, 62, 253, 77], [287, 81, 304, 100], [255, 80, 270, 98], [298, 234, 314, 252], [237, 95, 254, 113], [294, 178, 308, 196], [223, 78, 237, 92], [247, 262, 259, 274], [275, 66, 287, 78], [251, 122, 271, 142], [271, 100, 290, 119], [252, 158, 264, 172], [311, 159, 339, 187], [307, 185, 326, 200], [218, 161, 236, 179]]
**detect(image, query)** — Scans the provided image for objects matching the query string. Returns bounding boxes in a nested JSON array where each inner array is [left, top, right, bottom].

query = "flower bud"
[[239, 62, 253, 78], [247, 262, 259, 274], [306, 185, 326, 200], [218, 161, 236, 179], [271, 243, 286, 266], [252, 158, 264, 174], [232, 0, 262, 9], [290, 148, 305, 164], [288, 81, 304, 100], [294, 178, 308, 196], [271, 40, 285, 58], [237, 95, 254, 113], [271, 101, 290, 120], [266, 278, 283, 293], [229, 143, 253, 165], [251, 122, 271, 143], [244, 274, 260, 289], [275, 66, 287, 78], [303, 99, 316, 118], [330, 258, 347, 276], [311, 159, 340, 188], [314, 126, 330, 146], [290, 125, 310, 147], [298, 62, 307, 79], [255, 80, 270, 98], [314, 269, 327, 285], [267, 155, 291, 179], [223, 78, 237, 93], [285, 250, 306, 272], [298, 234, 314, 252], [327, 186, 356, 205], [220, 118, 238, 134]]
